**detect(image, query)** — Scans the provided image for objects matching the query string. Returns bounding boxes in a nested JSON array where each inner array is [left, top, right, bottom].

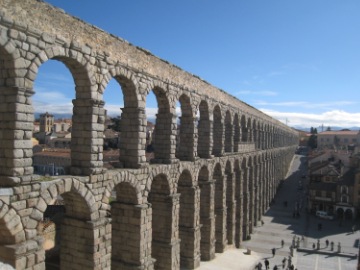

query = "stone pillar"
[[199, 180, 216, 261], [60, 217, 111, 270], [0, 237, 44, 269], [224, 121, 233, 153], [233, 123, 240, 152], [248, 166, 254, 233], [226, 172, 236, 245], [215, 175, 227, 252], [152, 112, 178, 164], [119, 107, 147, 168], [197, 117, 213, 159], [151, 193, 180, 270], [234, 169, 243, 248], [176, 115, 196, 161], [111, 203, 154, 270], [0, 87, 34, 186], [242, 167, 250, 241], [71, 98, 105, 175], [179, 186, 201, 269]]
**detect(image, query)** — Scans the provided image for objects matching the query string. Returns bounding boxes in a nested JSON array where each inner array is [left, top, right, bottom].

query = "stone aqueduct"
[[0, 1, 298, 269]]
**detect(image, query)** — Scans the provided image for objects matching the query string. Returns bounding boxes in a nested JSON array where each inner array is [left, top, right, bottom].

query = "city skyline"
[[34, 0, 360, 129]]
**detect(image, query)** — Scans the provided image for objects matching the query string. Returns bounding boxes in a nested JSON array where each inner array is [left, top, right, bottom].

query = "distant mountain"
[[291, 125, 360, 133], [34, 113, 72, 120]]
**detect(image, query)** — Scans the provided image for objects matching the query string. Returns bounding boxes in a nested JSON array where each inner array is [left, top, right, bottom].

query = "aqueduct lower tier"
[[0, 0, 298, 269]]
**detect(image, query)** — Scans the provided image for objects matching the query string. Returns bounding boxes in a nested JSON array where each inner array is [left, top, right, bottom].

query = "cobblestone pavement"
[[242, 154, 359, 270]]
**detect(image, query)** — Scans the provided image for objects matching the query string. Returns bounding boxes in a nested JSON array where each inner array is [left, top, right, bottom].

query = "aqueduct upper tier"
[[0, 0, 298, 269]]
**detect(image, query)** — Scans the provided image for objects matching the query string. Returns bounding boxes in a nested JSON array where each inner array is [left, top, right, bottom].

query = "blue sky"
[[34, 0, 360, 129]]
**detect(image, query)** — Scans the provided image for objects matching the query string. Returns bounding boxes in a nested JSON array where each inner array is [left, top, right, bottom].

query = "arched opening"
[[212, 106, 223, 157], [241, 115, 247, 142], [148, 174, 173, 270], [103, 74, 142, 168], [247, 118, 252, 143], [233, 114, 240, 152], [197, 100, 211, 158], [176, 94, 195, 161], [0, 201, 25, 267], [198, 166, 215, 261], [111, 181, 146, 269], [40, 190, 92, 269], [213, 163, 226, 252], [252, 119, 257, 149], [178, 170, 200, 268], [33, 60, 75, 177], [146, 87, 173, 164], [224, 111, 232, 153]]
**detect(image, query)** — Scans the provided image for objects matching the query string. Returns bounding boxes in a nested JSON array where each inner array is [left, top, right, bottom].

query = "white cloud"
[[260, 109, 360, 128]]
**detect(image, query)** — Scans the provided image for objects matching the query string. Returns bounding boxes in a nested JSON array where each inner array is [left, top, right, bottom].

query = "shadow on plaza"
[[262, 155, 359, 247]]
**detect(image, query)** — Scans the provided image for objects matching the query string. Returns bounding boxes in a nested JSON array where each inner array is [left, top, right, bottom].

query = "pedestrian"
[[257, 262, 263, 270], [312, 243, 315, 249], [272, 247, 276, 257], [281, 239, 284, 247], [273, 265, 278, 270], [265, 258, 269, 269], [331, 241, 334, 251], [325, 239, 329, 247], [282, 257, 286, 269]]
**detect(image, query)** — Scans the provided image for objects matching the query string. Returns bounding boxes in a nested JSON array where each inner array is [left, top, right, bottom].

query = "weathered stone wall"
[[0, 0, 299, 269]]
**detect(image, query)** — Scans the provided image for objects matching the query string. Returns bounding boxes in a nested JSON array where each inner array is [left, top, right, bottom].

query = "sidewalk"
[[198, 248, 261, 270]]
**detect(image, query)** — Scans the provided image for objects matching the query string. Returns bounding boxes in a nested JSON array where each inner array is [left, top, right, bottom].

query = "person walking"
[[273, 266, 278, 270], [272, 248, 276, 257], [265, 258, 270, 270], [281, 239, 284, 247], [282, 257, 286, 269]]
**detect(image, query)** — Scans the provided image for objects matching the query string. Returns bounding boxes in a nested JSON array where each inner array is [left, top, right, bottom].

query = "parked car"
[[316, 210, 334, 220]]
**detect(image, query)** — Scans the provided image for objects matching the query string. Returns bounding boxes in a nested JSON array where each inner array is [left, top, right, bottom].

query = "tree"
[[108, 116, 121, 132], [308, 127, 317, 149], [326, 126, 331, 131]]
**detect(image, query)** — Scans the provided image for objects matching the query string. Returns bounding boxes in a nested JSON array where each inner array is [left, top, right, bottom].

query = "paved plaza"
[[199, 154, 359, 270]]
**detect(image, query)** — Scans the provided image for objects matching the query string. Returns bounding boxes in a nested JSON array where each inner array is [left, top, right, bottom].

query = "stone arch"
[[213, 162, 226, 252], [178, 169, 201, 268], [252, 119, 257, 148], [233, 113, 240, 152], [0, 200, 26, 268], [109, 171, 151, 269], [212, 105, 223, 156], [147, 82, 175, 164], [103, 68, 146, 168], [197, 100, 211, 158], [0, 200, 25, 245], [32, 178, 97, 223], [102, 171, 143, 209], [247, 117, 252, 143], [148, 173, 177, 270], [225, 160, 235, 245], [241, 114, 247, 142], [30, 45, 102, 176], [176, 93, 195, 161], [224, 111, 233, 153], [32, 178, 99, 269]]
